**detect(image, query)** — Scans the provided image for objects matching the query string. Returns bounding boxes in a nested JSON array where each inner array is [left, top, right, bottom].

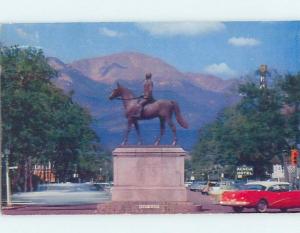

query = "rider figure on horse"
[[135, 72, 154, 118]]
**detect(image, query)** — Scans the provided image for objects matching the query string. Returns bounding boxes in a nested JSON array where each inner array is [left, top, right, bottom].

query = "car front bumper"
[[219, 200, 250, 206]]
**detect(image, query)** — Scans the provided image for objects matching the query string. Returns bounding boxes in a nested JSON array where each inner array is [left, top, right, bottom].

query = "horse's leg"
[[121, 119, 133, 145], [134, 121, 142, 145], [167, 118, 177, 146], [154, 118, 165, 145]]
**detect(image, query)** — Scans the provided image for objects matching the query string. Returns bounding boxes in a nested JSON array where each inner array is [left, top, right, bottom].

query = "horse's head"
[[109, 82, 122, 100]]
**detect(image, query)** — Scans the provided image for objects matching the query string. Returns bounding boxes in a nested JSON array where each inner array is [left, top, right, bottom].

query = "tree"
[[192, 80, 288, 179], [279, 73, 300, 148], [235, 83, 287, 176], [1, 45, 57, 191], [1, 45, 105, 192]]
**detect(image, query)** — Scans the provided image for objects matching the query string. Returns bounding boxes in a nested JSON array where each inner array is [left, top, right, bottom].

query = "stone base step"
[[96, 201, 202, 214]]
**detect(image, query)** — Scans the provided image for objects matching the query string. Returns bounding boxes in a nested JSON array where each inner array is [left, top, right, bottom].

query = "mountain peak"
[[185, 72, 238, 93], [48, 52, 237, 94], [70, 51, 184, 84]]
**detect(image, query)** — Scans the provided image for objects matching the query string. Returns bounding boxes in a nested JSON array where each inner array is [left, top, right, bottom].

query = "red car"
[[220, 181, 300, 213]]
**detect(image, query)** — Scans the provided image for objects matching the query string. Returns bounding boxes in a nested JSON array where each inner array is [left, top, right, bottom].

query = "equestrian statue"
[[109, 73, 188, 146]]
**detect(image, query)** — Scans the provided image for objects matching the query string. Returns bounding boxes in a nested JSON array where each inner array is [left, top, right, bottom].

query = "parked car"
[[184, 181, 193, 188], [97, 182, 113, 192], [208, 180, 237, 196], [201, 181, 219, 195], [220, 181, 300, 213], [208, 183, 221, 195], [189, 181, 207, 192]]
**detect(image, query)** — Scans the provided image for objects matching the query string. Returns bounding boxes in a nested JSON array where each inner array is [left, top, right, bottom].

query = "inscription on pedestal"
[[138, 204, 160, 209]]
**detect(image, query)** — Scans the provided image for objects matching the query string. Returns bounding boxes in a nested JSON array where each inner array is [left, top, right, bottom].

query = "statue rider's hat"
[[145, 73, 152, 79]]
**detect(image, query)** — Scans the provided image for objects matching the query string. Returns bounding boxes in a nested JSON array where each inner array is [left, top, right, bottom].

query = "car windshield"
[[238, 184, 266, 191], [268, 184, 291, 192], [192, 181, 206, 185], [210, 183, 219, 187]]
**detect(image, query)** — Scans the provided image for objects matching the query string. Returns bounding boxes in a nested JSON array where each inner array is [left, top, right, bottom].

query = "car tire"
[[232, 206, 244, 213], [256, 199, 268, 213]]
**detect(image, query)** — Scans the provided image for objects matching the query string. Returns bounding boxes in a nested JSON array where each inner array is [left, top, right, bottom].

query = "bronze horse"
[[109, 83, 188, 145]]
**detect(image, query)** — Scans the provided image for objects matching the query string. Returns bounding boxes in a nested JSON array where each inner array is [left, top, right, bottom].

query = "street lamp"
[[4, 148, 12, 207], [259, 64, 268, 89], [73, 164, 79, 182], [99, 167, 103, 182]]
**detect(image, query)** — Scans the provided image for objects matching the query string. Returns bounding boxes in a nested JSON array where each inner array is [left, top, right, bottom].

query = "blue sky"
[[1, 21, 299, 79]]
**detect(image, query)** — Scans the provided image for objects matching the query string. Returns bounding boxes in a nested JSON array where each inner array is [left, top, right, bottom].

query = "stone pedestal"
[[112, 146, 187, 202], [97, 146, 201, 214]]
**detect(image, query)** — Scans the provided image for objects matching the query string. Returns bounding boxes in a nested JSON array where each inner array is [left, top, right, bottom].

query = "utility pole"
[[4, 148, 12, 207], [282, 151, 290, 183], [0, 152, 3, 210]]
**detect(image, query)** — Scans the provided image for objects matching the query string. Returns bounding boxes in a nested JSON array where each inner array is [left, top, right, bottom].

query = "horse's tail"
[[171, 101, 188, 129]]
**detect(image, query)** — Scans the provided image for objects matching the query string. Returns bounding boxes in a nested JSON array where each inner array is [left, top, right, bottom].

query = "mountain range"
[[47, 52, 239, 150]]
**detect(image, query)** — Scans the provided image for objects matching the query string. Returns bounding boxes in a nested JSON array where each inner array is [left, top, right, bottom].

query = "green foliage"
[[1, 45, 109, 189], [1, 46, 57, 163], [279, 73, 300, 146], [192, 75, 299, 179]]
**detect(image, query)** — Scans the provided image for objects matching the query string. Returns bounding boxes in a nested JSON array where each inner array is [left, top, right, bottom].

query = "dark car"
[[189, 181, 207, 192]]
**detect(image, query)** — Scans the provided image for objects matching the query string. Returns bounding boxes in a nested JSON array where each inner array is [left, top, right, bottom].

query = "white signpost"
[[272, 164, 284, 180]]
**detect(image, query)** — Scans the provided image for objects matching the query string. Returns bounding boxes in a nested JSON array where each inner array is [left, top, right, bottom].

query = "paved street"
[[3, 188, 300, 215]]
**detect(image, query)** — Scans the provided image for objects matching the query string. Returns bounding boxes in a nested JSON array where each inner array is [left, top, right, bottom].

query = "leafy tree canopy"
[[192, 74, 300, 179], [1, 45, 109, 188]]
